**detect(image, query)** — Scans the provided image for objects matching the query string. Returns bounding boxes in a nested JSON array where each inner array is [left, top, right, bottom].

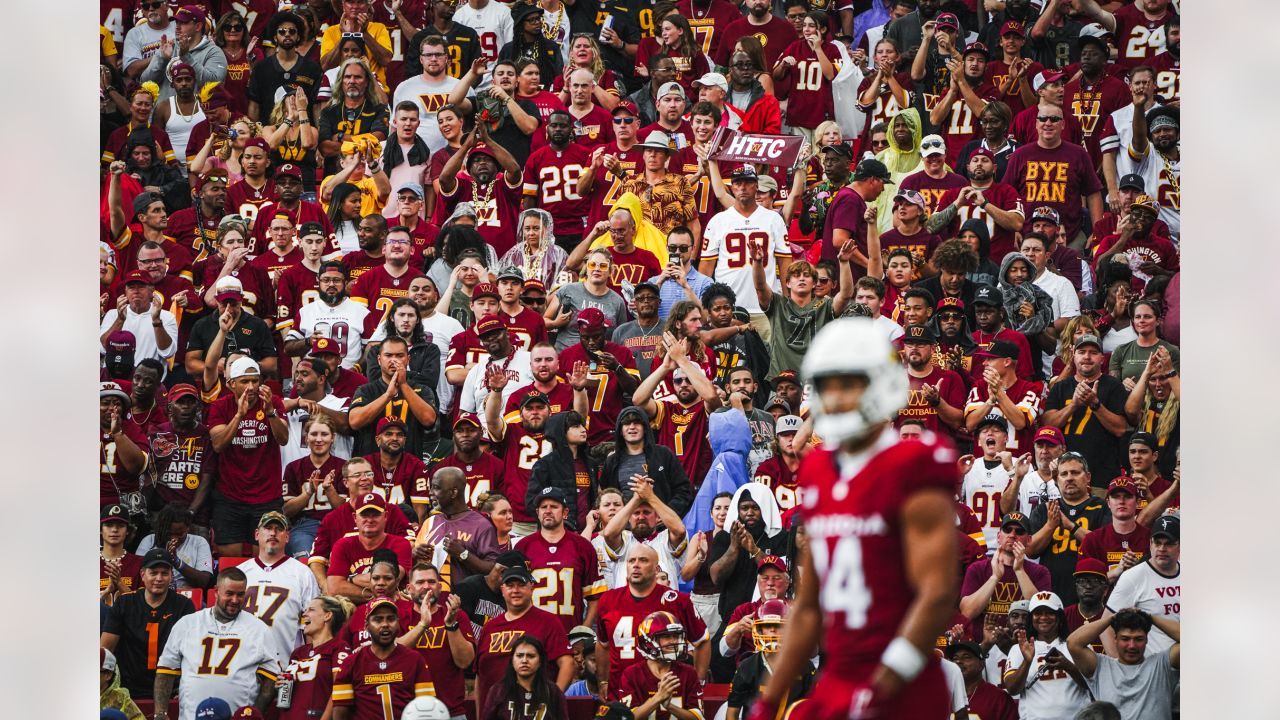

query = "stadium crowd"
[[97, 0, 1182, 717]]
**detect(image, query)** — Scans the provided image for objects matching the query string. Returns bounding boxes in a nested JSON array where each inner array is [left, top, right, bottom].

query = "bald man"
[[567, 67, 616, 147], [567, 207, 664, 295]]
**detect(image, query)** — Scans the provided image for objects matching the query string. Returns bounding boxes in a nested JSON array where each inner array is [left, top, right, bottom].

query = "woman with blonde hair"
[[263, 86, 320, 199], [279, 595, 353, 720], [189, 115, 260, 183], [554, 34, 624, 109], [1124, 347, 1180, 478], [1048, 314, 1102, 387], [501, 208, 569, 288]]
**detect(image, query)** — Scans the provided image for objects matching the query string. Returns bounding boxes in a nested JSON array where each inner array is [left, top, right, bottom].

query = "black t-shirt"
[[405, 24, 481, 79], [246, 54, 324, 118], [727, 651, 815, 711], [498, 39, 564, 91], [185, 311, 276, 363], [317, 101, 390, 174], [453, 574, 507, 634], [1027, 18, 1085, 70], [709, 333, 749, 385], [707, 528, 789, 619], [488, 97, 541, 167], [1029, 495, 1110, 605], [567, 0, 643, 91], [349, 375, 440, 459], [1045, 374, 1129, 486], [103, 590, 197, 698]]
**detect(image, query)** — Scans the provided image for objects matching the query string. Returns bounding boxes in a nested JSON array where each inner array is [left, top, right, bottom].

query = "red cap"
[[168, 383, 200, 401], [1000, 20, 1026, 37], [475, 314, 505, 337], [454, 411, 483, 429], [275, 163, 303, 179], [1033, 426, 1064, 447], [575, 307, 611, 331], [934, 12, 959, 31], [612, 100, 640, 116], [106, 330, 137, 352], [969, 146, 996, 162], [122, 269, 153, 286], [231, 708, 265, 719], [243, 137, 270, 153], [366, 596, 399, 615], [936, 296, 966, 312], [1073, 557, 1108, 579], [468, 143, 498, 162], [1106, 475, 1137, 497], [197, 167, 229, 188], [310, 337, 341, 356], [757, 555, 788, 573], [356, 492, 387, 514], [173, 5, 207, 23], [472, 282, 500, 301], [770, 370, 801, 388], [376, 417, 407, 434], [522, 278, 546, 292]]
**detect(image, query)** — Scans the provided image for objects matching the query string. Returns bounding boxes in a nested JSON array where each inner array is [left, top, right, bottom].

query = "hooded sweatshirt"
[[709, 481, 787, 618], [588, 192, 670, 266], [873, 108, 924, 232], [600, 406, 694, 518], [998, 251, 1055, 337], [139, 35, 229, 106], [959, 218, 1001, 289], [101, 667, 146, 720], [526, 412, 601, 529], [682, 411, 754, 539]]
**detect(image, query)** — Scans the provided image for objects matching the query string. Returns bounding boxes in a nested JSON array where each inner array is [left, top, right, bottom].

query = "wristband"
[[880, 637, 926, 682], [445, 622, 459, 631]]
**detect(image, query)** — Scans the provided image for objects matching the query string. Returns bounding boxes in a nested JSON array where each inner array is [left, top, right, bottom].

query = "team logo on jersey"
[[1071, 96, 1102, 134], [256, 410, 265, 421], [184, 473, 200, 490], [753, 32, 768, 47]]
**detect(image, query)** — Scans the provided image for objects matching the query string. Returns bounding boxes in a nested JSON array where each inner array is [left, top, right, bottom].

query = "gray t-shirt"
[[616, 450, 650, 506], [1089, 652, 1177, 720], [612, 319, 664, 377], [122, 20, 177, 70], [552, 282, 630, 351]]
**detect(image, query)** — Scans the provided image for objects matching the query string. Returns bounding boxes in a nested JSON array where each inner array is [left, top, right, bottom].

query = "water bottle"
[[276, 669, 295, 709]]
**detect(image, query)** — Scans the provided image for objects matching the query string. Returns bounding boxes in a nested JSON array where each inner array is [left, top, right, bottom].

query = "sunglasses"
[[1002, 526, 1029, 536], [342, 32, 365, 39], [672, 376, 692, 385], [920, 139, 944, 150], [225, 24, 246, 31], [938, 312, 963, 320], [815, 276, 832, 284], [585, 261, 610, 270], [520, 295, 546, 304], [667, 244, 691, 253], [1037, 115, 1064, 123], [613, 117, 636, 124], [870, 139, 890, 148], [277, 27, 299, 36]]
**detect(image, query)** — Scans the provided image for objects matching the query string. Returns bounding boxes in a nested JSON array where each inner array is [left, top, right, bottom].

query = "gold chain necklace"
[[541, 0, 564, 41]]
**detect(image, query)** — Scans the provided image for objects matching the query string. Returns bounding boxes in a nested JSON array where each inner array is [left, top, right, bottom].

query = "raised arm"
[[1067, 606, 1114, 677]]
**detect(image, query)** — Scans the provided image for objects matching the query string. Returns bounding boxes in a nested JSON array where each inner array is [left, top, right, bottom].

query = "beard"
[[320, 289, 346, 305]]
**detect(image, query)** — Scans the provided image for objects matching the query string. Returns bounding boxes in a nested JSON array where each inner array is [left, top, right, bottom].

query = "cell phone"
[[1045, 647, 1062, 658]]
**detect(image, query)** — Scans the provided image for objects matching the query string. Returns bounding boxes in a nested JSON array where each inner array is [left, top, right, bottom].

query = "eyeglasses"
[[920, 139, 944, 150], [276, 27, 299, 36], [667, 244, 691, 253], [385, 238, 411, 246], [397, 195, 422, 202], [422, 51, 446, 57], [585, 261, 610, 270], [345, 471, 376, 479], [1037, 115, 1064, 123], [613, 117, 636, 124], [138, 257, 167, 265]]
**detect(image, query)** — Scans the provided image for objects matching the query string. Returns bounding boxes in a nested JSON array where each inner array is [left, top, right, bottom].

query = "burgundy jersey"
[[551, 70, 624, 99], [100, 553, 144, 599], [607, 246, 664, 294], [585, 143, 643, 228], [523, 142, 594, 237], [112, 229, 195, 279], [496, 422, 553, 524], [328, 533, 414, 579], [1064, 604, 1106, 653], [101, 0, 136, 44], [101, 420, 152, 505], [504, 381, 574, 416], [897, 367, 967, 436], [1150, 51, 1181, 103], [898, 169, 970, 216], [194, 256, 276, 319], [310, 501, 416, 566], [878, 228, 942, 275], [596, 584, 708, 689], [340, 250, 383, 283], [1064, 75, 1131, 166], [965, 681, 1020, 720], [366, 0, 430, 88], [249, 246, 303, 285], [1080, 523, 1151, 575], [963, 378, 1045, 452], [855, 72, 915, 157], [350, 264, 426, 336], [671, 148, 730, 241], [406, 605, 477, 716], [777, 40, 842, 129], [339, 595, 416, 648], [496, 306, 550, 351], [934, 182, 1025, 262], [522, 89, 570, 124], [102, 122, 175, 165], [616, 661, 704, 718], [1001, 141, 1103, 241], [225, 178, 278, 227], [445, 328, 487, 376], [363, 452, 432, 509], [651, 399, 712, 488], [713, 15, 797, 67], [1092, 232, 1180, 287], [797, 430, 957, 688], [205, 391, 286, 503], [250, 201, 336, 256], [282, 638, 351, 720], [331, 643, 436, 718], [638, 120, 696, 151], [275, 262, 321, 334], [1112, 3, 1175, 64], [934, 82, 1000, 165], [985, 59, 1045, 116], [1089, 211, 1171, 252], [753, 457, 802, 511], [149, 423, 212, 522], [675, 0, 742, 60], [434, 175, 524, 256], [569, 104, 617, 148], [282, 455, 346, 523], [429, 451, 506, 509], [517, 531, 608, 630], [164, 206, 223, 263], [475, 607, 572, 692], [633, 38, 711, 99], [405, 220, 441, 267], [558, 342, 640, 444]]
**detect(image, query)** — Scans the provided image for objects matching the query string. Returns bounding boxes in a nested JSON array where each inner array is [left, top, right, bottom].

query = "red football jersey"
[[101, 0, 136, 44], [495, 422, 553, 524], [798, 431, 958, 677], [205, 391, 286, 503], [935, 182, 1025, 262], [225, 178, 278, 227], [496, 307, 549, 351], [651, 399, 712, 488], [517, 531, 608, 630], [164, 206, 223, 263], [674, 0, 742, 59], [434, 176, 524, 257], [935, 82, 1000, 165], [1112, 3, 1174, 64], [607, 246, 663, 295], [339, 595, 416, 648], [963, 377, 1045, 453], [898, 169, 971, 216], [1080, 523, 1151, 575], [275, 262, 321, 333], [445, 328, 487, 376], [616, 660, 704, 718], [585, 143, 644, 228], [350, 264, 426, 336], [522, 89, 571, 124], [331, 643, 436, 719], [282, 455, 346, 523], [249, 246, 303, 285], [713, 15, 798, 67], [282, 638, 351, 720], [985, 59, 1045, 116], [878, 228, 943, 275], [428, 451, 506, 509], [112, 229, 195, 279], [250, 201, 336, 256], [195, 256, 276, 320], [855, 72, 915, 157], [569, 104, 617, 148], [633, 38, 711, 99], [596, 584, 708, 690], [558, 342, 640, 444], [340, 250, 384, 283], [1065, 75, 1131, 166], [406, 605, 478, 716], [475, 607, 572, 693], [504, 381, 575, 416], [363, 452, 432, 509], [309, 501, 416, 566], [366, 0, 430, 88], [753, 457, 802, 511], [897, 366, 967, 436], [671, 148, 730, 237], [1150, 51, 1180, 103], [777, 40, 842, 130], [524, 142, 594, 237], [327, 533, 414, 579]]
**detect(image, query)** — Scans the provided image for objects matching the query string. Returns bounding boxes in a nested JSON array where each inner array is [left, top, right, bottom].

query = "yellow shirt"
[[319, 174, 386, 217], [100, 25, 119, 58], [320, 23, 393, 88]]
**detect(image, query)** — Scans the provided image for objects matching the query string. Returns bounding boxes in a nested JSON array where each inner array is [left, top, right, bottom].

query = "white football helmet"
[[401, 696, 450, 720], [801, 317, 908, 445]]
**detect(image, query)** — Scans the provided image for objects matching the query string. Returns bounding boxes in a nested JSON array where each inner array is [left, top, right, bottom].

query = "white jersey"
[[421, 313, 465, 410], [601, 530, 688, 589], [240, 556, 323, 662], [1116, 141, 1181, 240], [961, 460, 1013, 553], [700, 205, 790, 314], [459, 349, 535, 435], [293, 298, 370, 369], [1013, 471, 1062, 517], [157, 608, 283, 720], [1003, 638, 1091, 720], [452, 0, 513, 84], [282, 394, 353, 472], [1106, 560, 1180, 655], [392, 74, 466, 152]]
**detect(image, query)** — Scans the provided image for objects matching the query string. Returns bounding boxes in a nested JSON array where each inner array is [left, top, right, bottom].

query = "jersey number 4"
[[244, 585, 291, 627], [810, 537, 871, 629]]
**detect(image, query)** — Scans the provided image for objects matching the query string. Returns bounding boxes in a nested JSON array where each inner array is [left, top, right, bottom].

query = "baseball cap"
[[771, 369, 801, 388], [756, 554, 788, 574], [228, 356, 261, 380], [852, 158, 893, 182], [102, 647, 119, 674], [775, 415, 803, 435], [575, 307, 612, 331], [1034, 426, 1065, 447], [1152, 514, 1179, 541], [974, 339, 1020, 359], [1077, 29, 1108, 53], [214, 275, 245, 303], [945, 639, 984, 660], [731, 306, 752, 324], [168, 383, 200, 401], [633, 281, 661, 298], [1118, 173, 1146, 191], [569, 625, 597, 645], [377, 416, 408, 434], [1000, 20, 1026, 37], [522, 278, 547, 293], [475, 313, 506, 337], [502, 564, 535, 583], [471, 282, 500, 301], [1106, 476, 1137, 496], [494, 550, 529, 569], [467, 143, 498, 163], [101, 504, 129, 524], [934, 11, 959, 31], [366, 597, 399, 616], [974, 414, 1007, 434], [142, 547, 175, 569], [106, 330, 137, 352], [195, 698, 232, 720], [496, 266, 525, 283], [1033, 70, 1066, 92], [1028, 590, 1063, 612], [730, 165, 759, 182], [1000, 512, 1031, 533], [612, 100, 640, 116], [1009, 600, 1030, 614], [765, 396, 792, 414], [131, 191, 162, 215], [173, 5, 206, 23], [122, 269, 153, 286], [919, 134, 947, 158], [1073, 557, 1108, 579], [453, 412, 482, 429], [299, 221, 326, 238], [961, 41, 989, 58], [310, 336, 341, 356], [597, 702, 636, 720], [969, 146, 996, 162], [230, 709, 264, 719], [100, 381, 131, 404], [971, 284, 1003, 307], [397, 182, 425, 199], [893, 188, 928, 208], [1030, 206, 1061, 226], [902, 324, 936, 344], [1131, 194, 1160, 215], [520, 391, 551, 409], [757, 175, 779, 193], [1128, 431, 1158, 450], [936, 297, 966, 314], [275, 163, 303, 180], [821, 143, 854, 159], [657, 81, 685, 99], [536, 486, 571, 508], [258, 511, 290, 530], [357, 492, 387, 514], [692, 72, 728, 92], [1074, 334, 1103, 351]]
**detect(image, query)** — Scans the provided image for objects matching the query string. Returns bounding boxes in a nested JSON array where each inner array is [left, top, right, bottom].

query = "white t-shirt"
[[601, 529, 688, 589], [239, 556, 324, 663], [1033, 270, 1080, 322], [282, 394, 353, 470], [392, 73, 465, 152], [157, 608, 283, 720], [135, 534, 214, 591], [100, 307, 180, 365], [459, 348, 535, 434], [961, 460, 1013, 553], [1107, 559, 1180, 655], [1004, 638, 1091, 720], [1014, 470, 1062, 517], [293, 298, 370, 369], [701, 205, 790, 314], [873, 314, 905, 343], [940, 658, 969, 715]]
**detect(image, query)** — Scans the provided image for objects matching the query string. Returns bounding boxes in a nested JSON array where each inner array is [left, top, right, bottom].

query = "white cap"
[[693, 72, 728, 93], [228, 356, 262, 380], [214, 275, 244, 293], [920, 134, 947, 158], [1009, 600, 1030, 613], [776, 415, 803, 434], [1028, 590, 1063, 613], [102, 647, 118, 673], [657, 81, 686, 100]]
